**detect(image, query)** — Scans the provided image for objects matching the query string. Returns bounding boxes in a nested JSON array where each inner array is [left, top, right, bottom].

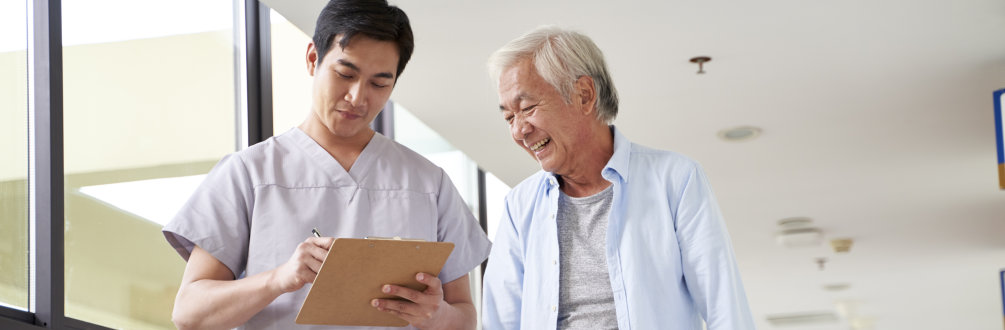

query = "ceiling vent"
[[766, 311, 839, 326]]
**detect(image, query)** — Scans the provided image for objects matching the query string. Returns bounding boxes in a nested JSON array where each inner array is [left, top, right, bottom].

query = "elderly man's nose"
[[511, 117, 532, 136]]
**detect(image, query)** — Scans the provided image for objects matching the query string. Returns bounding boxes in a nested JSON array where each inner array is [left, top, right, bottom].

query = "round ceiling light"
[[718, 126, 762, 142], [823, 283, 851, 292]]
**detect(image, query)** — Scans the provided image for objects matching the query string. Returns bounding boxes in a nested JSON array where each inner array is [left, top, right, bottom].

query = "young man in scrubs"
[[163, 1, 490, 329]]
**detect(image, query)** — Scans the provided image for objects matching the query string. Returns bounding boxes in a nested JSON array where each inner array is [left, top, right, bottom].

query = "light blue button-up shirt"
[[482, 127, 754, 330]]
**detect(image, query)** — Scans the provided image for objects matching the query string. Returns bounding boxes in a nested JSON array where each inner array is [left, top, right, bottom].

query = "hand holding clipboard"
[[295, 232, 454, 327]]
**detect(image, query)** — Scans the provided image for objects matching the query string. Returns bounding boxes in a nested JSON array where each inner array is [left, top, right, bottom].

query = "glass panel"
[[484, 171, 511, 242], [61, 0, 236, 328], [270, 8, 313, 135], [0, 0, 29, 311], [393, 103, 479, 211]]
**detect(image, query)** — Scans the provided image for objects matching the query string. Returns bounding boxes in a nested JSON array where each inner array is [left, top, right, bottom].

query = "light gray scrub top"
[[163, 128, 491, 330]]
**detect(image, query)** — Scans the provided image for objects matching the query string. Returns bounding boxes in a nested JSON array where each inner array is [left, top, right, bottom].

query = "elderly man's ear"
[[574, 75, 598, 116]]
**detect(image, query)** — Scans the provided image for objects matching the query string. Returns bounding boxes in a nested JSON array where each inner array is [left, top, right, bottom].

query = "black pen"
[[311, 228, 322, 238]]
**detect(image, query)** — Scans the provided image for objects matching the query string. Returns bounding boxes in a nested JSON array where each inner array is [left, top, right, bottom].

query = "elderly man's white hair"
[[488, 26, 619, 124]]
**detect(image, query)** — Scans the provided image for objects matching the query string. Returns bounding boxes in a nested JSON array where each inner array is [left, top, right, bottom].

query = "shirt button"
[[552, 260, 557, 265], [552, 306, 557, 312], [550, 214, 555, 219]]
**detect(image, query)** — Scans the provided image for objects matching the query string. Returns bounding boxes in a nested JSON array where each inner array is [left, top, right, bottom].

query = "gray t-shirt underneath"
[[557, 185, 618, 330]]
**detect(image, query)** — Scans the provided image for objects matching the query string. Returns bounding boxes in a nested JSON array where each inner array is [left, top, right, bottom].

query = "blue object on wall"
[[996, 89, 1004, 189]]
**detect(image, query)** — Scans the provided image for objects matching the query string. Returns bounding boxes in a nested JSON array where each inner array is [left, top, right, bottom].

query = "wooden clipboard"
[[295, 238, 454, 327]]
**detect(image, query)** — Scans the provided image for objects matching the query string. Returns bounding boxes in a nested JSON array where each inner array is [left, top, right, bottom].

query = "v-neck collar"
[[288, 127, 385, 186]]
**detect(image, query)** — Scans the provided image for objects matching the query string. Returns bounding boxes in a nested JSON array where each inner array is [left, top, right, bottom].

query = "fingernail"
[[383, 285, 391, 293], [417, 273, 424, 281], [371, 299, 379, 307]]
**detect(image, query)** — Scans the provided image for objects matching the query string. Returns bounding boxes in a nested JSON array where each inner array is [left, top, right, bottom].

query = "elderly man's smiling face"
[[498, 59, 595, 176]]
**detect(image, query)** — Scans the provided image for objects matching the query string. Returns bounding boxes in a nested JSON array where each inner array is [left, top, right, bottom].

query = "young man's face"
[[306, 35, 399, 141]]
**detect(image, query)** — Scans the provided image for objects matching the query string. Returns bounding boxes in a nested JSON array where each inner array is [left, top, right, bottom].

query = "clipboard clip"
[[364, 236, 426, 242]]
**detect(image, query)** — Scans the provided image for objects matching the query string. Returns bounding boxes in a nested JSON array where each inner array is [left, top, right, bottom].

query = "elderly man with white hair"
[[481, 26, 755, 330]]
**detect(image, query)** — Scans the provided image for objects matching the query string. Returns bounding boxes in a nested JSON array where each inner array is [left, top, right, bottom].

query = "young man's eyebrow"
[[336, 59, 359, 71], [336, 59, 395, 79]]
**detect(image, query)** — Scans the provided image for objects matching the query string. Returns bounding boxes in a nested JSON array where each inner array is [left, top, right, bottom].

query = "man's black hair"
[[313, 0, 414, 78]]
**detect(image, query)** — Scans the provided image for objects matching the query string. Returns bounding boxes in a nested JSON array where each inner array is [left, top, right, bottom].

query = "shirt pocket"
[[362, 189, 438, 241]]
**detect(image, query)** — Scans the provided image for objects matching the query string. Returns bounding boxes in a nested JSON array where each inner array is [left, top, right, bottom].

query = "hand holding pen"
[[266, 227, 334, 294]]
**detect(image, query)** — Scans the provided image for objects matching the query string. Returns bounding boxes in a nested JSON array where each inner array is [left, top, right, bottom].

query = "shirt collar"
[[603, 125, 631, 183], [544, 125, 630, 189]]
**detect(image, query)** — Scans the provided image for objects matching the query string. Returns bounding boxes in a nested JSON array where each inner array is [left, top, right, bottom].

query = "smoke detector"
[[776, 217, 823, 247]]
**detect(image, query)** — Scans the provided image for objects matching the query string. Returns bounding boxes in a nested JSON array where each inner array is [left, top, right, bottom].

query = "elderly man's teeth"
[[530, 138, 550, 151]]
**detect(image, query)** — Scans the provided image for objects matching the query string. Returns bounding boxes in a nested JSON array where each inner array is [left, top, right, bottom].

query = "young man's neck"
[[298, 116, 375, 172]]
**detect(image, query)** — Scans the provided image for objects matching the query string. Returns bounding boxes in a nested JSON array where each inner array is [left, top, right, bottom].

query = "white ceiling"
[[267, 1, 1005, 329]]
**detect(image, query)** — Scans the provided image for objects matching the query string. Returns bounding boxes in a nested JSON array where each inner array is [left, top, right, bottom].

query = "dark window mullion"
[[477, 168, 488, 277], [246, 0, 273, 145]]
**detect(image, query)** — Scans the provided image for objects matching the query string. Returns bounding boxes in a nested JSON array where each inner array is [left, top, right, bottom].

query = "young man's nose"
[[344, 82, 366, 107]]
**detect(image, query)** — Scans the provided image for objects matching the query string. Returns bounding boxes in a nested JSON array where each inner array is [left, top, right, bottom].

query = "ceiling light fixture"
[[831, 238, 854, 253], [689, 56, 711, 74], [775, 217, 823, 248], [823, 283, 851, 292], [718, 126, 762, 142]]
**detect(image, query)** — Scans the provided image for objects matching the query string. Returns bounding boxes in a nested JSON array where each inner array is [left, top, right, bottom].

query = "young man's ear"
[[574, 75, 597, 115], [306, 42, 319, 76]]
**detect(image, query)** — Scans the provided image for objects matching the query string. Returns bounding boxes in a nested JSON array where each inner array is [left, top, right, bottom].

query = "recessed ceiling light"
[[718, 126, 762, 142], [823, 283, 851, 292]]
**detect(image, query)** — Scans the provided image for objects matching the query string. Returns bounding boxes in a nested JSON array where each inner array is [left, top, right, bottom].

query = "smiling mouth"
[[529, 138, 551, 151]]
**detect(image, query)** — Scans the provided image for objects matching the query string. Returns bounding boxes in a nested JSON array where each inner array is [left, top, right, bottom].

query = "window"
[[393, 103, 480, 211], [0, 0, 29, 311], [270, 8, 313, 135], [60, 0, 236, 328], [484, 171, 511, 242]]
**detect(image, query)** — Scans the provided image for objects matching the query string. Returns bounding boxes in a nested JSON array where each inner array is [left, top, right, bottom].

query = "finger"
[[373, 301, 413, 322], [298, 241, 330, 262], [292, 242, 327, 273], [383, 284, 426, 304], [307, 236, 335, 250], [415, 273, 442, 296], [379, 281, 432, 305], [373, 298, 413, 316], [299, 266, 320, 284], [301, 253, 323, 273]]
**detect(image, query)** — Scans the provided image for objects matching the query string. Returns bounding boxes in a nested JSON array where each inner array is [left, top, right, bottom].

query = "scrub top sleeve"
[[162, 153, 255, 278], [434, 168, 491, 283]]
